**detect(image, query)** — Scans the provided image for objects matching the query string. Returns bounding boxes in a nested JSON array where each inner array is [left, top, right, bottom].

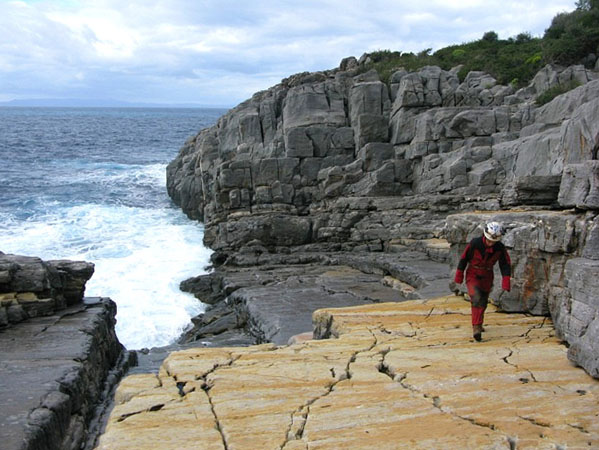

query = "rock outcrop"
[[0, 253, 135, 450], [98, 296, 599, 449], [166, 59, 599, 378], [0, 252, 94, 327], [179, 250, 451, 346]]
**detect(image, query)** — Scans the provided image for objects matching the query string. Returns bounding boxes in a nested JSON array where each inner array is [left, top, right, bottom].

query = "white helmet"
[[483, 222, 504, 242]]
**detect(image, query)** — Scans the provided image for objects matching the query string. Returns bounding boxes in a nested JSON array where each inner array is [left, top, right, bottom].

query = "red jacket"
[[455, 236, 511, 292]]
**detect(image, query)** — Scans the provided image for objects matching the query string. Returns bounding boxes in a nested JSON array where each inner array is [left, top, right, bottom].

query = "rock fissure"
[[116, 403, 165, 423], [201, 382, 229, 450], [518, 415, 552, 428], [34, 305, 88, 336], [395, 365, 506, 437], [193, 353, 238, 381], [280, 335, 378, 448], [568, 423, 591, 434], [502, 348, 539, 382]]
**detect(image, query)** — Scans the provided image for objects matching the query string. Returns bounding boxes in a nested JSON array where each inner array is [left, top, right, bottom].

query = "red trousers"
[[467, 282, 489, 326]]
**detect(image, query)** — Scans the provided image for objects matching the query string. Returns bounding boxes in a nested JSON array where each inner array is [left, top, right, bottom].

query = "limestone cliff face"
[[166, 60, 599, 377]]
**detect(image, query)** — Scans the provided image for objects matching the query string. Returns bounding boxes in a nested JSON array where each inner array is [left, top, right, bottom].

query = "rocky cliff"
[[166, 59, 599, 379], [0, 252, 135, 450]]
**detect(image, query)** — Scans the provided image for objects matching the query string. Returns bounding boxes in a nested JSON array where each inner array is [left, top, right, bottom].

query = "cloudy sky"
[[1, 0, 575, 107]]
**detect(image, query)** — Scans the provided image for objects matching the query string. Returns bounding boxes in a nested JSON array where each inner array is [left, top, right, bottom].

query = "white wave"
[[0, 203, 211, 350]]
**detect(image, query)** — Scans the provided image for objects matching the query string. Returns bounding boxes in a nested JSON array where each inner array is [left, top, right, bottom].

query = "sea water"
[[0, 107, 226, 349]]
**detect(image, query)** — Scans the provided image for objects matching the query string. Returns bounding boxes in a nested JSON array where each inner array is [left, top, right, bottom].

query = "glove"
[[454, 270, 464, 284], [502, 276, 511, 292]]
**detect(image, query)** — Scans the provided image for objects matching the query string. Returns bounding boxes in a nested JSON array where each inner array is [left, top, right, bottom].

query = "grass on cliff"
[[361, 0, 599, 87]]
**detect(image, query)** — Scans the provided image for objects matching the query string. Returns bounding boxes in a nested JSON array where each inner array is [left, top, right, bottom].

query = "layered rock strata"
[[0, 252, 94, 327], [180, 250, 450, 346], [167, 59, 599, 378], [0, 253, 135, 450], [98, 296, 599, 449]]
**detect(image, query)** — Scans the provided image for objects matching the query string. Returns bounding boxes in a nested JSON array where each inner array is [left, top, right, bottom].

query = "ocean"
[[0, 107, 226, 350]]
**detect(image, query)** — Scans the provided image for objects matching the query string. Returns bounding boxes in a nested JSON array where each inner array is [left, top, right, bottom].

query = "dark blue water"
[[0, 107, 226, 349]]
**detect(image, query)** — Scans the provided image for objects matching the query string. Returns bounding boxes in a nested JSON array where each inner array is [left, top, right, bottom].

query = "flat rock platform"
[[97, 296, 599, 449]]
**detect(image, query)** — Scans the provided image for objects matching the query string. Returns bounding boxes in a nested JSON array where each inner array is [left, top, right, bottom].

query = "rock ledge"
[[98, 296, 599, 449]]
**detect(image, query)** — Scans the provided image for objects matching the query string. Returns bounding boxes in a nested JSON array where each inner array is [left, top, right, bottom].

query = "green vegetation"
[[360, 1, 599, 86], [535, 80, 582, 105]]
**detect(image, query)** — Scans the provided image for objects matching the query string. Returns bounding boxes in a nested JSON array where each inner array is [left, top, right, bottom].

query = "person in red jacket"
[[454, 222, 511, 342]]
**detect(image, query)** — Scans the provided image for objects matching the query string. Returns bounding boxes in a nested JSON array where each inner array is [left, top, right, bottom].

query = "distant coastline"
[[0, 98, 232, 109]]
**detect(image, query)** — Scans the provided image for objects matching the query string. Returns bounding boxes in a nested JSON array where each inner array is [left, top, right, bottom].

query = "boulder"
[[0, 254, 94, 325], [559, 162, 599, 209], [282, 82, 346, 130], [556, 258, 599, 378]]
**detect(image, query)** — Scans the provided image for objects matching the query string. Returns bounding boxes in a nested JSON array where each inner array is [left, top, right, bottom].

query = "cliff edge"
[[166, 59, 599, 378]]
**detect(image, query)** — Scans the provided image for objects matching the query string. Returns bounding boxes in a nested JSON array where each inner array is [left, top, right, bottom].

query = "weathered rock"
[[166, 61, 599, 382], [178, 251, 452, 346], [501, 175, 562, 206], [0, 298, 136, 450], [531, 64, 598, 96], [283, 82, 347, 130], [559, 162, 599, 209], [0, 254, 94, 327], [554, 258, 599, 378], [98, 296, 599, 449]]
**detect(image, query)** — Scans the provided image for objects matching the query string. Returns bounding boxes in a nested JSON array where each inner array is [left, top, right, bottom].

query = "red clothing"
[[455, 236, 511, 292]]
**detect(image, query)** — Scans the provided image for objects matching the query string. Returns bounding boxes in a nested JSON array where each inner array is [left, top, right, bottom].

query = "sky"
[[0, 0, 576, 107]]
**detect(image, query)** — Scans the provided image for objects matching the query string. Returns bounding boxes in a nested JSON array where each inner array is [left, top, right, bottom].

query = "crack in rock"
[[192, 354, 240, 450], [513, 318, 551, 344], [425, 307, 435, 319], [34, 306, 88, 336], [280, 334, 377, 449], [116, 403, 165, 423], [201, 383, 228, 450], [193, 354, 240, 381], [383, 360, 506, 437], [567, 423, 590, 434], [502, 348, 538, 382], [518, 415, 551, 428]]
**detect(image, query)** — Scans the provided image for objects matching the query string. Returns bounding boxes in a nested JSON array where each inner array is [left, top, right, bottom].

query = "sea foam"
[[0, 165, 211, 350]]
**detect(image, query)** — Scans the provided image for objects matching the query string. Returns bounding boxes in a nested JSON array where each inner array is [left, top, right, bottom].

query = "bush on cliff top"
[[362, 1, 599, 87]]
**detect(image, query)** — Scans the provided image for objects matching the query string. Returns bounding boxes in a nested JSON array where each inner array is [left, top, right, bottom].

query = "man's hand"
[[449, 281, 462, 296]]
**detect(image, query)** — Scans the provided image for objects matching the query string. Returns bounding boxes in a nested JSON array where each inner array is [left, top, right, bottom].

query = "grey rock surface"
[[559, 162, 599, 209], [179, 250, 451, 346], [0, 254, 94, 325], [0, 298, 135, 450], [558, 258, 599, 378]]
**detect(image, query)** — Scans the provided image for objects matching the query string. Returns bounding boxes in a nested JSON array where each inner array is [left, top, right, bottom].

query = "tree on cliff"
[[543, 0, 599, 65], [363, 1, 599, 87]]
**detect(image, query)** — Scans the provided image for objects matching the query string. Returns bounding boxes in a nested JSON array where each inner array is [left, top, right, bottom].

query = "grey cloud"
[[0, 0, 577, 105]]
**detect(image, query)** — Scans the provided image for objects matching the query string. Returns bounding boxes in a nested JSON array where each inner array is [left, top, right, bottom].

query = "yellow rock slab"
[[97, 296, 599, 449]]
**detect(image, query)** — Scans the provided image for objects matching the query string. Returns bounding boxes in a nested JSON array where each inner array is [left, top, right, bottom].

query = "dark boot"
[[473, 324, 483, 342]]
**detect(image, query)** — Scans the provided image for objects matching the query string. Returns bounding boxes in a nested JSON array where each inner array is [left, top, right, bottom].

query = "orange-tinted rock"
[[98, 296, 599, 449]]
